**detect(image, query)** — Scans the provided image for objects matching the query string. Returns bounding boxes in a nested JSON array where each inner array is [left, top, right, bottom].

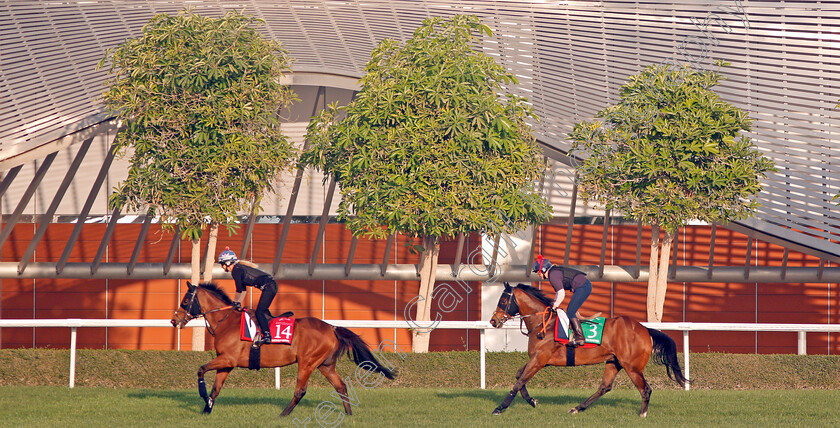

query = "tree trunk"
[[203, 223, 219, 283], [190, 237, 204, 351], [412, 235, 440, 353], [646, 225, 660, 322], [201, 224, 219, 350], [653, 230, 674, 323]]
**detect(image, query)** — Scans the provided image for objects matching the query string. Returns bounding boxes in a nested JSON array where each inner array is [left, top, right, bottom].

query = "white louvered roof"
[[1, 0, 838, 260]]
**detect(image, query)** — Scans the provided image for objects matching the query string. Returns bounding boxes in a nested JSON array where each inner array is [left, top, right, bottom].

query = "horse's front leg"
[[197, 357, 236, 414], [492, 356, 547, 415]]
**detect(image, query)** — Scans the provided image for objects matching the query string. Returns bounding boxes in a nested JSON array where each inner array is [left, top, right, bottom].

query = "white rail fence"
[[1, 319, 838, 390]]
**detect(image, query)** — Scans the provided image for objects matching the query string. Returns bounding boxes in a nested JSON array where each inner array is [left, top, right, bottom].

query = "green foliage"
[[301, 15, 550, 239], [98, 9, 298, 240], [570, 62, 775, 232]]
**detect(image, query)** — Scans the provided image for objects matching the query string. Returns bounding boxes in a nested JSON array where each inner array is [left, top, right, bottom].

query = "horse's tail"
[[647, 328, 689, 388], [333, 326, 396, 380]]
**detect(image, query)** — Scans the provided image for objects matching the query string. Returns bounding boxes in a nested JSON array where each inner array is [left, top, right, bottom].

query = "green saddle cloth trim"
[[570, 317, 606, 345]]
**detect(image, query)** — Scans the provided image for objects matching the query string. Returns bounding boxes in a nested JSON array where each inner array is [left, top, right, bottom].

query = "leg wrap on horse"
[[198, 378, 208, 399]]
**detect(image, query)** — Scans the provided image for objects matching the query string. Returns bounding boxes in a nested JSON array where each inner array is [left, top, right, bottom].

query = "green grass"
[[3, 349, 840, 390], [1, 386, 838, 427], [2, 349, 840, 427]]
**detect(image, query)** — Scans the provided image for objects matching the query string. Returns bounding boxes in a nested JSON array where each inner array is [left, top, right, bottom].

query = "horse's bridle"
[[497, 285, 553, 338], [174, 286, 233, 336], [497, 287, 521, 323], [175, 287, 202, 323]]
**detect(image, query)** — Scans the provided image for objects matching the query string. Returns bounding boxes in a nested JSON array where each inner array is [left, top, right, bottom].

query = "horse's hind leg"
[[570, 359, 622, 415], [519, 385, 537, 408], [514, 365, 537, 408], [280, 365, 316, 417], [319, 364, 353, 415], [624, 367, 652, 417]]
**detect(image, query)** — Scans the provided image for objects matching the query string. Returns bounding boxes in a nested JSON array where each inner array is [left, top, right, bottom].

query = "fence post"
[[683, 330, 690, 391], [480, 328, 486, 389], [69, 326, 77, 388], [797, 331, 807, 355]]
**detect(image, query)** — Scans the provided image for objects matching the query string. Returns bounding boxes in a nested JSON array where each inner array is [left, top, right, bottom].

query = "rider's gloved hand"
[[232, 301, 243, 311]]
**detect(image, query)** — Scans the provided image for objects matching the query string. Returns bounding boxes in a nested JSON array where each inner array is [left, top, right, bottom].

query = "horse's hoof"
[[640, 411, 648, 418], [527, 398, 538, 408], [568, 407, 579, 414], [202, 398, 214, 414], [492, 408, 504, 415]]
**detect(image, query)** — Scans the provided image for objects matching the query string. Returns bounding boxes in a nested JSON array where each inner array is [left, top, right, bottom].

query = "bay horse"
[[170, 282, 395, 416], [489, 283, 687, 417]]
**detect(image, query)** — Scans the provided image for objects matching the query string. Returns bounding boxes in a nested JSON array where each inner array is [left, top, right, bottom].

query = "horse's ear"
[[503, 282, 511, 291], [187, 281, 195, 290]]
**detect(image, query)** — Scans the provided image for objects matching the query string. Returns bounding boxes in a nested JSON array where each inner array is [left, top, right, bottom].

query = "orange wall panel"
[[2, 222, 838, 354]]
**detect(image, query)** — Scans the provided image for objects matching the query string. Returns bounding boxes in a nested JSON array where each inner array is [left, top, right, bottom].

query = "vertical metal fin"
[[57, 144, 117, 274], [0, 151, 57, 249], [126, 214, 154, 275], [309, 177, 336, 276], [564, 183, 578, 266], [239, 197, 258, 260], [163, 226, 181, 276], [91, 207, 121, 275], [598, 210, 610, 278], [18, 137, 93, 274]]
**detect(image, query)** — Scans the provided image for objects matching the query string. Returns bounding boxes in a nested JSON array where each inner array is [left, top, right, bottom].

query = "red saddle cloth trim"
[[555, 317, 597, 348], [268, 317, 295, 344]]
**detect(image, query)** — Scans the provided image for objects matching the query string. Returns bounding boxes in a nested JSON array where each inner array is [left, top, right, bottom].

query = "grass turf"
[[1, 386, 838, 427]]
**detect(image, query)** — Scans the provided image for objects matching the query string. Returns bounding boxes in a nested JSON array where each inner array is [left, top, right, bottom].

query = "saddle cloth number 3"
[[583, 322, 599, 339]]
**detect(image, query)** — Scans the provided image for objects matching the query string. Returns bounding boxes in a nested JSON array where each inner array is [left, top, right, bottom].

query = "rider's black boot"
[[569, 318, 586, 347]]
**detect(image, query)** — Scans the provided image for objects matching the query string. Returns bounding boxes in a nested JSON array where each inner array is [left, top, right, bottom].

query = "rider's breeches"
[[255, 281, 277, 333], [566, 280, 592, 319]]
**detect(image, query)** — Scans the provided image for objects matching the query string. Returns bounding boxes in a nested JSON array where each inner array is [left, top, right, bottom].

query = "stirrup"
[[566, 336, 584, 348], [255, 332, 271, 345]]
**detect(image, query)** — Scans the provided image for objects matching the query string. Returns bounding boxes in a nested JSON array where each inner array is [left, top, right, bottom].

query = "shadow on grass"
[[127, 389, 311, 414], [434, 389, 641, 413]]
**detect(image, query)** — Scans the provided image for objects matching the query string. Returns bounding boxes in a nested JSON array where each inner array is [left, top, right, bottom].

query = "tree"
[[98, 10, 297, 312], [570, 62, 775, 322], [301, 15, 550, 352]]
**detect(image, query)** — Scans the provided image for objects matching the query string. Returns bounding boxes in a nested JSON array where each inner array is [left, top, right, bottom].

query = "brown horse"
[[170, 282, 395, 416], [489, 283, 687, 417]]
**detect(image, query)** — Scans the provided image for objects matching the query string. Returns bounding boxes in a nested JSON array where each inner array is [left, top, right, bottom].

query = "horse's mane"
[[198, 282, 233, 305], [515, 283, 553, 307]]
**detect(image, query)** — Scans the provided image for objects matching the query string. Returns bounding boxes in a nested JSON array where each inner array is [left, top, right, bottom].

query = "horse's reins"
[[176, 288, 235, 337]]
